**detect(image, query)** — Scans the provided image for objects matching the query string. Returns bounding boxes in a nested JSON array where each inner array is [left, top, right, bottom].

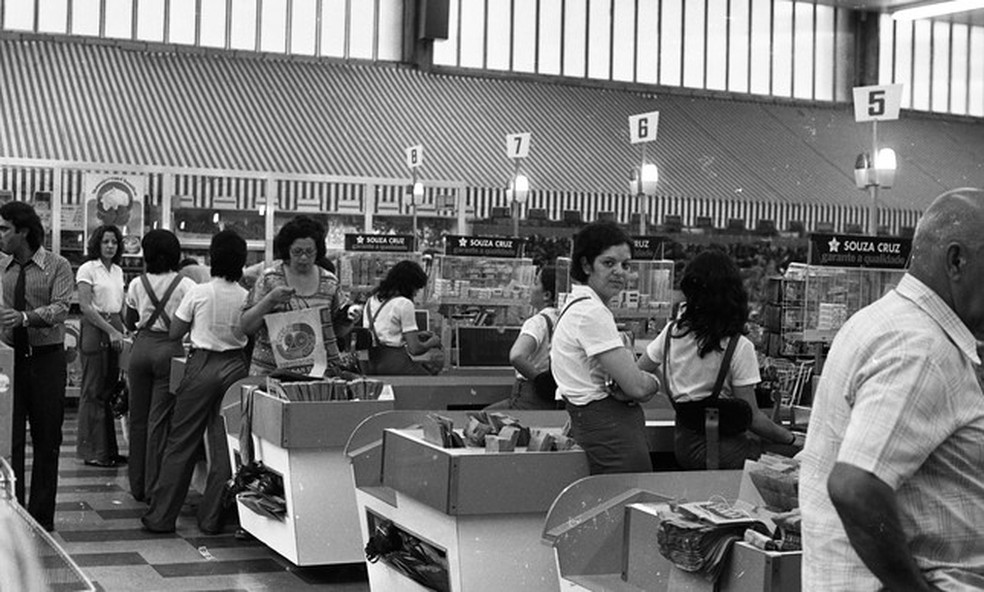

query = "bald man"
[[800, 188, 984, 592]]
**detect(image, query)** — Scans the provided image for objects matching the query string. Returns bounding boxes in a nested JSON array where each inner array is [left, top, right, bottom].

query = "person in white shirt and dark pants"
[[141, 230, 250, 535]]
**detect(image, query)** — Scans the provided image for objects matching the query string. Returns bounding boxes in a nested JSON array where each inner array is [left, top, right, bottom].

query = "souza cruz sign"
[[445, 235, 525, 258], [344, 234, 414, 252], [808, 234, 911, 269]]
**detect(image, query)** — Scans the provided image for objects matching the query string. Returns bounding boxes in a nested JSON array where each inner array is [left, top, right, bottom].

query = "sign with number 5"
[[505, 133, 531, 159], [629, 111, 660, 144], [405, 145, 423, 168], [852, 84, 903, 122]]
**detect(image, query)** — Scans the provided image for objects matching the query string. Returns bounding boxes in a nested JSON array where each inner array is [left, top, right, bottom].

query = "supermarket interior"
[[1, 0, 984, 591]]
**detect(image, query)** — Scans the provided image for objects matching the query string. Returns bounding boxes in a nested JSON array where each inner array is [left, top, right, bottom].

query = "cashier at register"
[[551, 221, 661, 474]]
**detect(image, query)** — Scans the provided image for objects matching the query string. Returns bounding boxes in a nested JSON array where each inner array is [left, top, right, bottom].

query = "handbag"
[[661, 322, 753, 437], [109, 370, 129, 418]]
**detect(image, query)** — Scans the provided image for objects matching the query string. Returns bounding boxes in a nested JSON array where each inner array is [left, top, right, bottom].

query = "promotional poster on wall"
[[83, 173, 145, 255]]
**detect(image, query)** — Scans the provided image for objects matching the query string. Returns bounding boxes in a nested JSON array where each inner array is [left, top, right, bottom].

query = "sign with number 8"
[[852, 84, 903, 123], [406, 145, 423, 168], [628, 111, 660, 144]]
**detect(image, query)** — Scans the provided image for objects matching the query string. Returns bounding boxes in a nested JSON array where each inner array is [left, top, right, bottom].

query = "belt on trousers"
[[17, 343, 63, 358]]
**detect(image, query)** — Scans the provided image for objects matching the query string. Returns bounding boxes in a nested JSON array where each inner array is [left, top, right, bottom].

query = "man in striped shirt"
[[0, 201, 73, 532], [800, 188, 984, 591]]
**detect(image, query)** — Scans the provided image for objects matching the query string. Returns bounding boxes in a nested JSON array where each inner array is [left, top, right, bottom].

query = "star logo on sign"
[[828, 237, 841, 253], [356, 236, 365, 244], [459, 237, 469, 247]]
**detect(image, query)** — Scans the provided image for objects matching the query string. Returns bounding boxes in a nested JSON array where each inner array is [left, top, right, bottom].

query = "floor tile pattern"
[[20, 409, 371, 592]]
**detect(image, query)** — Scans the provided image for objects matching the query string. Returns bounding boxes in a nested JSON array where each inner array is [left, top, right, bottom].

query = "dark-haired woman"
[[551, 222, 661, 474], [76, 225, 127, 468], [124, 229, 196, 502], [487, 265, 559, 409], [639, 249, 798, 470], [363, 260, 441, 375], [142, 230, 249, 534], [241, 216, 356, 376]]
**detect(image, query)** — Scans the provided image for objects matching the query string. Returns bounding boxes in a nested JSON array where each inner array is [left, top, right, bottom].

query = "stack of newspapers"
[[656, 500, 769, 582]]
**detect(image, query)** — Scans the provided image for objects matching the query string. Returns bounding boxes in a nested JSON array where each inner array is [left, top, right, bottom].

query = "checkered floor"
[[24, 407, 370, 592]]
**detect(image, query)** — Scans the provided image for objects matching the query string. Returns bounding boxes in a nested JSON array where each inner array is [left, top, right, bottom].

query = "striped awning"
[[1, 32, 983, 213]]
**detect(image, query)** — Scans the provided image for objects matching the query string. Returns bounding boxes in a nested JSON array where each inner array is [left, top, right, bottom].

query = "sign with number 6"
[[406, 145, 423, 168], [505, 133, 531, 159], [629, 111, 660, 144], [852, 85, 903, 122]]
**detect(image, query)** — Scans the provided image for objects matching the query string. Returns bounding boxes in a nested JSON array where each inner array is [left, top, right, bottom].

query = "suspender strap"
[[539, 311, 555, 341], [365, 298, 391, 347], [555, 296, 590, 329], [140, 274, 183, 331], [661, 321, 739, 409]]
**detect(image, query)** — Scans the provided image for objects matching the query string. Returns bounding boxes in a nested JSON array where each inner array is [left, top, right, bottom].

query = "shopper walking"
[[0, 201, 73, 531], [124, 230, 195, 502], [638, 249, 799, 470], [551, 221, 660, 474], [241, 216, 356, 376], [362, 260, 441, 375], [800, 188, 984, 591], [142, 230, 249, 535], [487, 265, 559, 409], [75, 224, 128, 468]]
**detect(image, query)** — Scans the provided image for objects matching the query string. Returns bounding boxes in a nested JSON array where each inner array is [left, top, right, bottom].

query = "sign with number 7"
[[852, 84, 903, 122], [505, 133, 531, 159], [629, 111, 660, 144]]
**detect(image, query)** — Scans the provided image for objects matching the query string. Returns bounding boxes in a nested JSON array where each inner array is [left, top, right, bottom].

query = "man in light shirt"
[[800, 188, 984, 591]]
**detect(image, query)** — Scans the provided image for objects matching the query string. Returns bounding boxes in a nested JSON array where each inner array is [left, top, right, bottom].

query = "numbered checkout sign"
[[405, 144, 423, 168], [505, 133, 531, 159], [629, 111, 659, 144], [852, 84, 903, 123]]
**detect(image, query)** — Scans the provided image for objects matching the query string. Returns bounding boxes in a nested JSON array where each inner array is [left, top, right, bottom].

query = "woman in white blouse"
[[363, 260, 441, 375], [551, 222, 661, 474], [75, 224, 127, 468]]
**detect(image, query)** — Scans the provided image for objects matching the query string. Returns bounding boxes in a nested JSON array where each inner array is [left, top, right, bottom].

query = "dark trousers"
[[11, 346, 67, 530], [127, 331, 184, 502], [485, 378, 561, 411], [674, 425, 762, 470], [143, 349, 247, 533], [76, 321, 120, 462], [565, 396, 652, 475]]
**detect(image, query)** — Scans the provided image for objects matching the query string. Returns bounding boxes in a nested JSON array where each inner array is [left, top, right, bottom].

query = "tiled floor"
[[31, 408, 371, 592]]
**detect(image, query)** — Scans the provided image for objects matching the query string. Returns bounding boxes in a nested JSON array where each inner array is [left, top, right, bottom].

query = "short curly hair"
[[274, 216, 326, 263], [86, 224, 124, 265], [570, 221, 632, 283]]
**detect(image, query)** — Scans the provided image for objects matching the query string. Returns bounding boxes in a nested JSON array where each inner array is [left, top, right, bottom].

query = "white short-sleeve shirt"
[[516, 307, 559, 380], [644, 324, 760, 402], [75, 259, 125, 314], [364, 295, 418, 347], [125, 272, 196, 332], [550, 284, 625, 406], [174, 278, 248, 351]]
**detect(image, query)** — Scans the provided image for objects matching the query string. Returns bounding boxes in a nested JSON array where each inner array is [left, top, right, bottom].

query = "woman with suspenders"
[[486, 265, 561, 410], [123, 230, 196, 503], [551, 222, 661, 474]]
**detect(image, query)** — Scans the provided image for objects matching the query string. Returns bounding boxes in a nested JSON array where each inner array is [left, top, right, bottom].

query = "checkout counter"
[[345, 410, 588, 591]]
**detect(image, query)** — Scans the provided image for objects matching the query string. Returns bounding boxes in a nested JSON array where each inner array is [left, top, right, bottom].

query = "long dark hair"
[[373, 260, 428, 301], [676, 249, 748, 357], [86, 224, 124, 265]]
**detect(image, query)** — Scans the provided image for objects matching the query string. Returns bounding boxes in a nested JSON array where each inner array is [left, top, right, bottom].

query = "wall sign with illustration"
[[83, 173, 145, 254]]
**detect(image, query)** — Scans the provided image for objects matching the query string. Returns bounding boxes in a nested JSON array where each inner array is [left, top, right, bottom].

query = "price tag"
[[505, 133, 531, 159], [852, 85, 903, 122], [628, 111, 659, 144], [406, 145, 423, 168]]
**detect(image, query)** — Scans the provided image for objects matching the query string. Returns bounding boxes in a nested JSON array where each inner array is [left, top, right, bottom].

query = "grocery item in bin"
[[463, 416, 495, 447], [747, 454, 800, 511], [657, 504, 769, 583], [422, 414, 465, 449]]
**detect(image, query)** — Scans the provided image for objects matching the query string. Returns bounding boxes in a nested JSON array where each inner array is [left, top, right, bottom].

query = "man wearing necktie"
[[0, 201, 73, 532]]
